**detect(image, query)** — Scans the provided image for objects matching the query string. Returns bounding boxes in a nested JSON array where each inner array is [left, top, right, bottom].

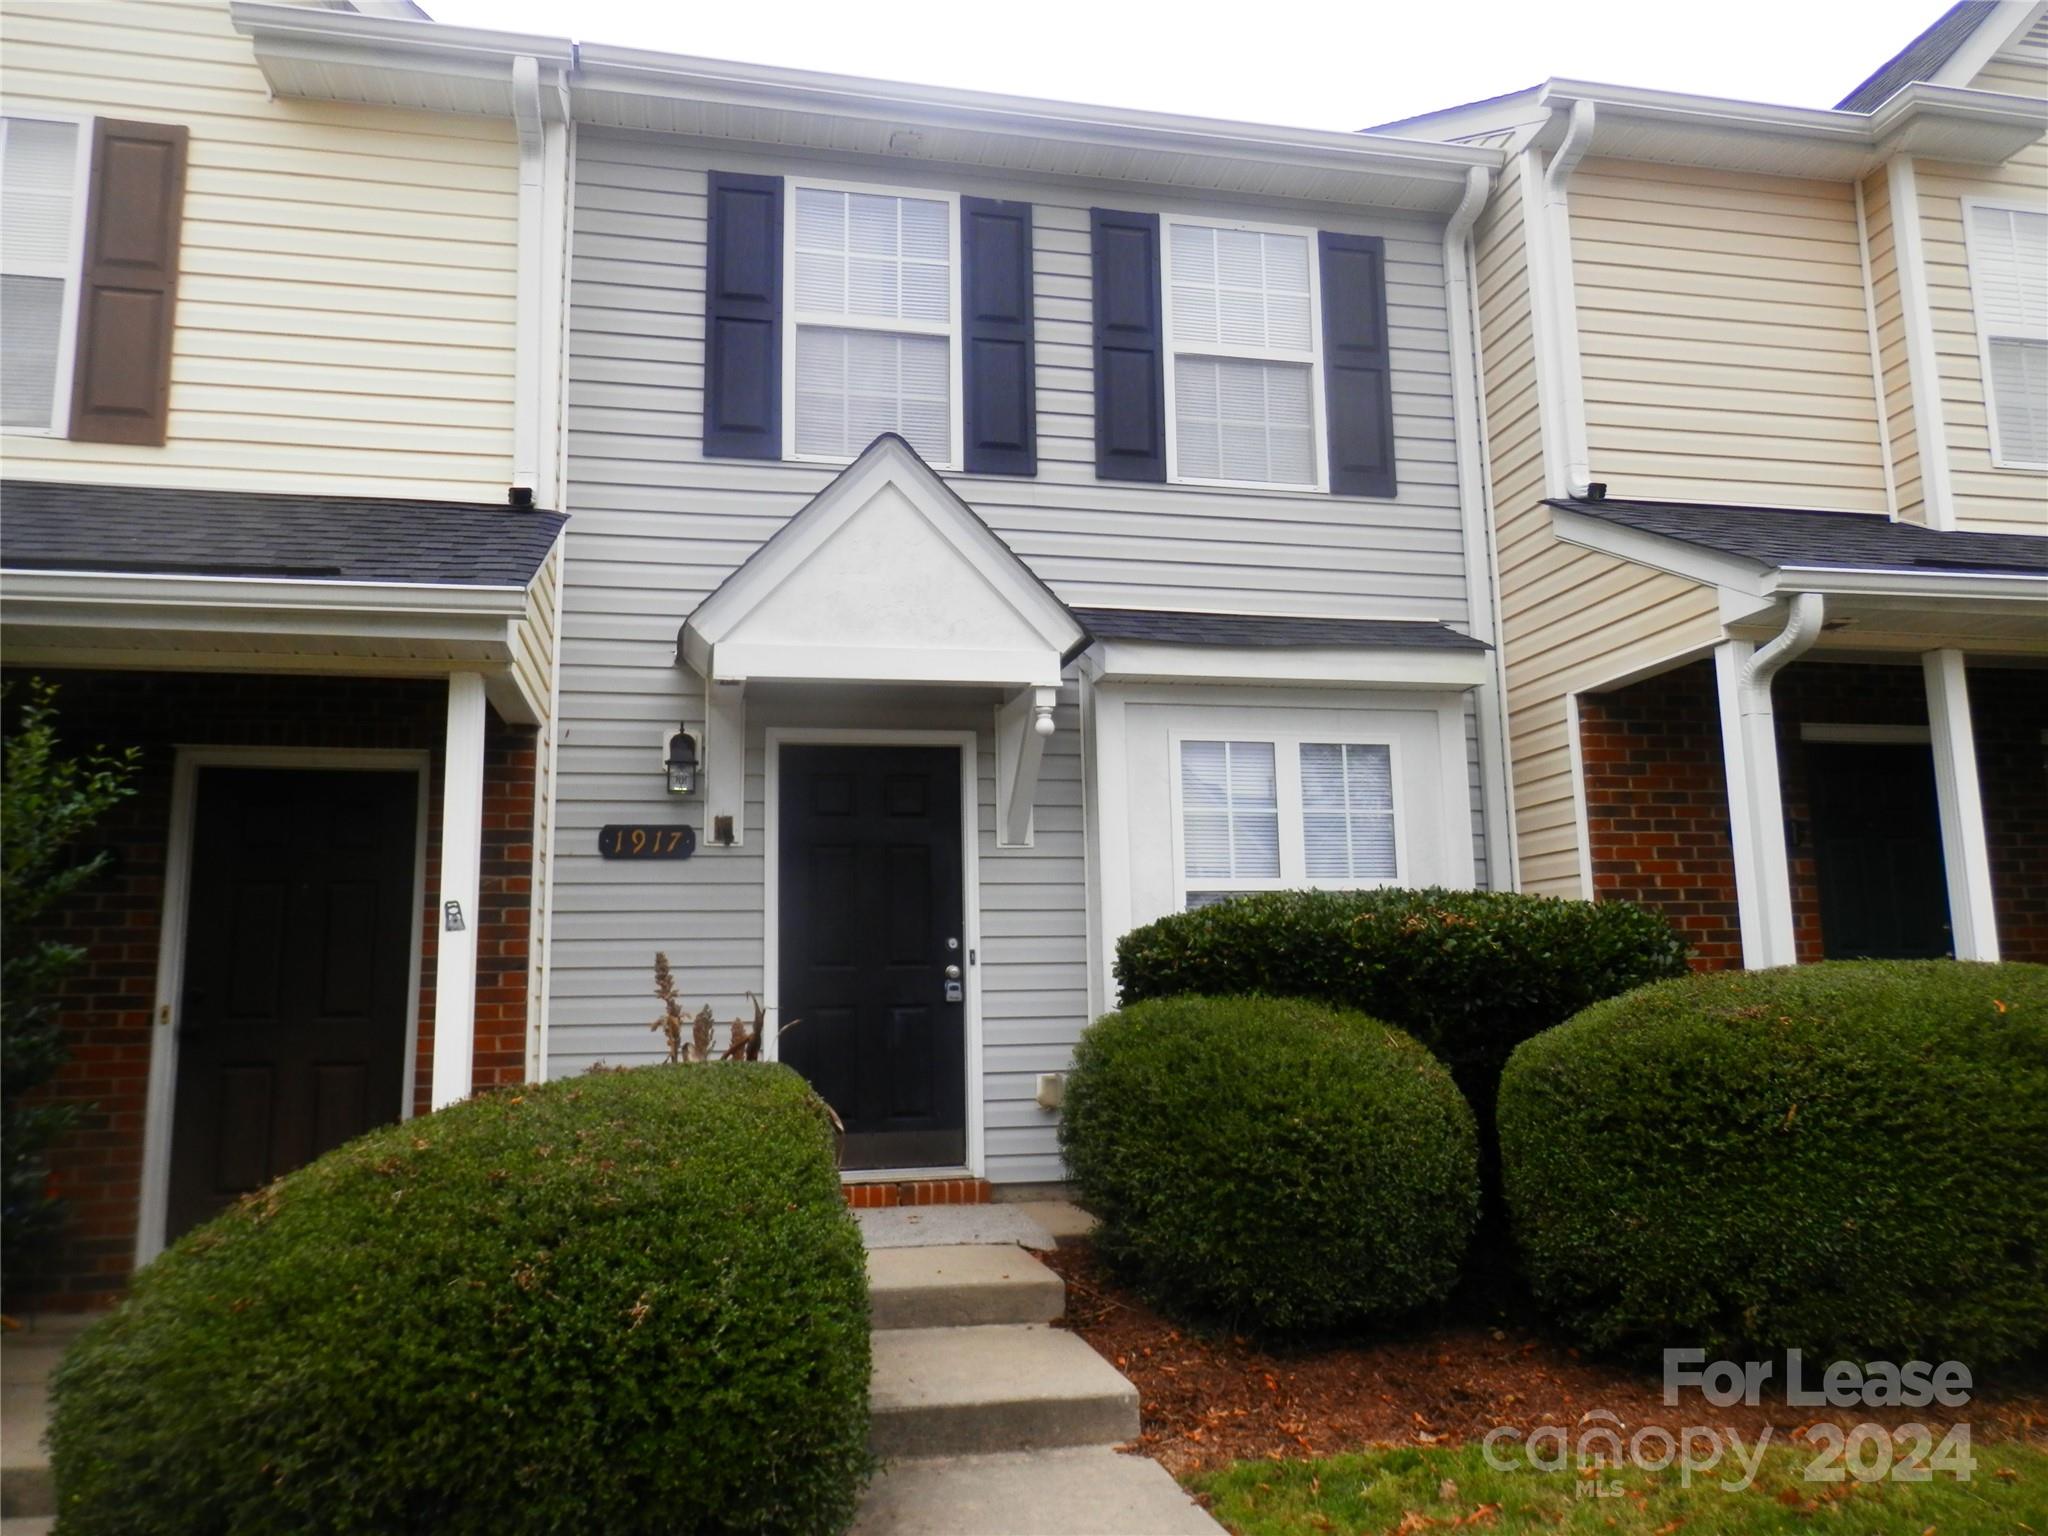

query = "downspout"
[[512, 54, 545, 498], [1541, 99, 1596, 499], [531, 61, 574, 1080], [1728, 592, 1825, 969], [1442, 163, 1517, 890]]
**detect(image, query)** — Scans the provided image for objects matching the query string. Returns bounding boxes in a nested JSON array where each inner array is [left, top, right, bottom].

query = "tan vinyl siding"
[[1569, 158, 1889, 512], [1919, 55, 2048, 532], [1475, 155, 1719, 897], [1, 0, 518, 497], [1862, 166, 1924, 521]]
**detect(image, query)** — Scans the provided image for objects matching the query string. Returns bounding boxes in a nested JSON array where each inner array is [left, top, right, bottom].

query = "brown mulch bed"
[[1039, 1242, 2048, 1479]]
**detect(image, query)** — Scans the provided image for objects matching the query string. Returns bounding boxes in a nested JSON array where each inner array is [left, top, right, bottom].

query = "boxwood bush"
[[1060, 995, 1479, 1335], [1115, 888, 1688, 1101], [49, 1064, 871, 1536], [1499, 961, 2048, 1365]]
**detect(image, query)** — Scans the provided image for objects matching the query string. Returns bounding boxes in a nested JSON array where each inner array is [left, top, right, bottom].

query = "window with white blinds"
[[1163, 220, 1321, 489], [1176, 736, 1400, 908], [788, 182, 957, 465], [1301, 743, 1396, 880], [1964, 202, 2048, 468], [1, 116, 86, 435], [1180, 740, 1280, 888]]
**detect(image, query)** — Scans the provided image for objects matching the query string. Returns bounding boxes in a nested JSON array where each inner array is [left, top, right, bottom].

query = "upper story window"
[[1175, 734, 1401, 908], [1963, 201, 2048, 469], [1162, 219, 1324, 490], [0, 110, 186, 447], [786, 181, 960, 468], [1, 113, 89, 435]]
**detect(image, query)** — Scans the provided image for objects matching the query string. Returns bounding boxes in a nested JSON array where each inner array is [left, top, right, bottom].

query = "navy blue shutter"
[[1319, 231, 1396, 497], [961, 197, 1037, 476], [704, 172, 782, 459], [1090, 208, 1165, 482]]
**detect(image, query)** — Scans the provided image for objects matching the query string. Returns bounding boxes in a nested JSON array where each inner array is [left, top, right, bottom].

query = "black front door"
[[1805, 742, 1952, 959], [777, 744, 967, 1170], [168, 768, 417, 1240]]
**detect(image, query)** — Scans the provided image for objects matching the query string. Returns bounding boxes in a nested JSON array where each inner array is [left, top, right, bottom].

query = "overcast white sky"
[[426, 0, 1938, 131]]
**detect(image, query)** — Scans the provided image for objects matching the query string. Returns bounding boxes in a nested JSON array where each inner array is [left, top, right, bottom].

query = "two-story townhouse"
[[549, 55, 1522, 1191], [1381, 1, 2048, 974], [0, 0, 572, 1305], [221, 5, 1519, 1194]]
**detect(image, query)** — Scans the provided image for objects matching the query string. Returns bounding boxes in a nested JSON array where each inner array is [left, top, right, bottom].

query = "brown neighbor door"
[[167, 767, 418, 1241], [777, 744, 967, 1171], [1805, 742, 1953, 959]]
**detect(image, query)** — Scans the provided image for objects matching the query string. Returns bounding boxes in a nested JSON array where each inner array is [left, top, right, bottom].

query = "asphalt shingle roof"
[[1550, 496, 2048, 576], [1837, 1, 1996, 110], [0, 480, 566, 586], [1074, 607, 1488, 650]]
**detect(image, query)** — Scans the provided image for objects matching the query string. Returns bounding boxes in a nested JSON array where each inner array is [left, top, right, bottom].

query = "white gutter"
[[0, 567, 530, 615], [1441, 163, 1517, 890]]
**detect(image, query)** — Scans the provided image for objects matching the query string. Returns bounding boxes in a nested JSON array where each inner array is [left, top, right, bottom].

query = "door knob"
[[944, 964, 961, 980]]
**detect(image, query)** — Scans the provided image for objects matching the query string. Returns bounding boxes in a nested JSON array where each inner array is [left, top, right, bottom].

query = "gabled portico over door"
[[681, 435, 1087, 1172]]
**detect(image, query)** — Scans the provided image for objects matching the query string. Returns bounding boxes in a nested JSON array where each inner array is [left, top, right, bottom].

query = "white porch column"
[[1923, 648, 2001, 962], [1714, 594, 1825, 969], [432, 672, 488, 1108]]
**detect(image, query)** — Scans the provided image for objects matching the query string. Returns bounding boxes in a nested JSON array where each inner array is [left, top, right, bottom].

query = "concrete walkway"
[[854, 1203, 1223, 1535], [3, 1315, 92, 1527]]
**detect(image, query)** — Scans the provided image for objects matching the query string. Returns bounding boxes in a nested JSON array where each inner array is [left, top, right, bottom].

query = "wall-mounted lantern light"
[[665, 726, 701, 796]]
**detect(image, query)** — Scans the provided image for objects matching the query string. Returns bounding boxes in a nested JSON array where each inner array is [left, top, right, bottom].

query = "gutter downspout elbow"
[[1544, 98, 1596, 206], [1740, 593, 1825, 712]]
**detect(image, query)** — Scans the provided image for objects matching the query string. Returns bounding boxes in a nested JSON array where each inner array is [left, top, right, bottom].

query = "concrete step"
[[852, 1445, 1224, 1535], [1, 1323, 84, 1522], [870, 1324, 1139, 1459], [867, 1245, 1064, 1331]]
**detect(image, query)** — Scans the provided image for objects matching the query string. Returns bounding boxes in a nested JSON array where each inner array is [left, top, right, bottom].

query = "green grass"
[[1190, 1437, 2048, 1535]]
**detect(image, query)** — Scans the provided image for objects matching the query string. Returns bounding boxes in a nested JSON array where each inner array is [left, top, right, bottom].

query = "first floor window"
[[789, 182, 956, 465], [1178, 736, 1399, 907], [1, 114, 84, 434], [1965, 203, 2048, 468], [1300, 742, 1395, 880]]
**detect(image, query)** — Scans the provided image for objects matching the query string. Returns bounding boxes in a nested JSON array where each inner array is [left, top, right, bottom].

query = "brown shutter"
[[69, 117, 187, 446]]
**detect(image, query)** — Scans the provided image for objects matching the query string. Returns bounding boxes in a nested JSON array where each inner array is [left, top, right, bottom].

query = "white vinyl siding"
[[1961, 201, 2048, 468], [786, 181, 959, 467], [1173, 732, 1402, 907], [1162, 218, 1325, 490], [0, 113, 88, 435]]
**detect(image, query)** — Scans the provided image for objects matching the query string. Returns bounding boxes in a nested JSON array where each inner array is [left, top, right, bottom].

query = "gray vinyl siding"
[[552, 129, 1482, 1181]]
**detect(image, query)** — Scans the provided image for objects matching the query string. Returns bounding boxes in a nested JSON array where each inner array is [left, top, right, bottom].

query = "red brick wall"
[[3, 669, 538, 1309], [1579, 662, 1743, 968], [1581, 658, 2048, 970]]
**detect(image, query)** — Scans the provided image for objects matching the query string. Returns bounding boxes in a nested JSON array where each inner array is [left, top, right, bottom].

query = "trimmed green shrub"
[[49, 1064, 871, 1536], [1060, 995, 1479, 1334], [1499, 961, 2048, 1366], [1114, 888, 1688, 1099]]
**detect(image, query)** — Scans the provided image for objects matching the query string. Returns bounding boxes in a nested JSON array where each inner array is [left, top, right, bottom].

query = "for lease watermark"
[[1480, 1350, 1978, 1493]]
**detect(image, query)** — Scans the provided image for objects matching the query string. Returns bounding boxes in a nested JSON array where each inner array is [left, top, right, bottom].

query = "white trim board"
[[761, 728, 985, 1179], [136, 746, 432, 1269]]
